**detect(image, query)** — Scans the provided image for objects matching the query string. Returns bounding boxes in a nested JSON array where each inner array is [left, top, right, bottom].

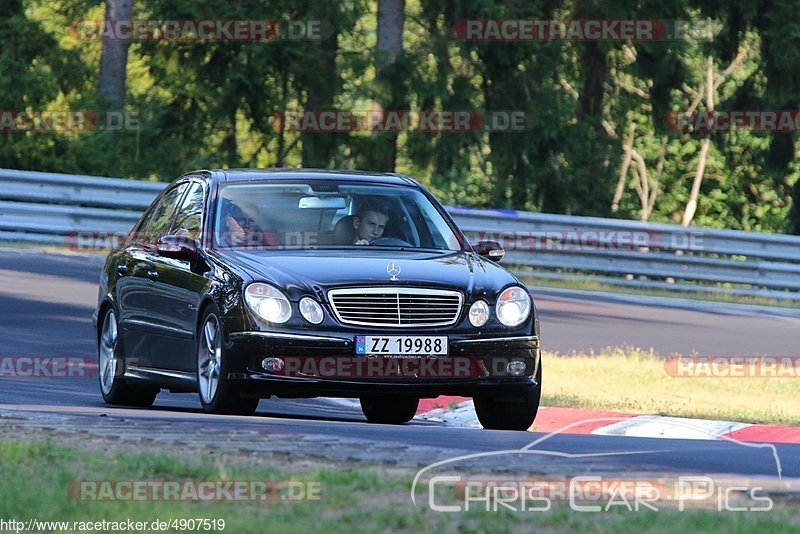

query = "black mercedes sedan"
[[94, 169, 541, 430]]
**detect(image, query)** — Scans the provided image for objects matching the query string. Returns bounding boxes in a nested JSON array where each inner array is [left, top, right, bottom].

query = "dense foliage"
[[4, 0, 800, 233]]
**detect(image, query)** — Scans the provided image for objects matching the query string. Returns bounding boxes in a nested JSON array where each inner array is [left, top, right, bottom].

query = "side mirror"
[[472, 240, 505, 262], [156, 234, 197, 262]]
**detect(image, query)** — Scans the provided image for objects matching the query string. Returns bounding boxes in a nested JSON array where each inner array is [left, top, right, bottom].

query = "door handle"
[[117, 264, 128, 276], [147, 269, 159, 281]]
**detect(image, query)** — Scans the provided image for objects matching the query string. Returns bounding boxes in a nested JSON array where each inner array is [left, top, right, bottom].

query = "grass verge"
[[0, 439, 798, 532], [542, 347, 800, 426]]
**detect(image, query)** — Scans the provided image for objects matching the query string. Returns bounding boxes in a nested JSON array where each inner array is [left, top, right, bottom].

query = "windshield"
[[213, 181, 464, 251]]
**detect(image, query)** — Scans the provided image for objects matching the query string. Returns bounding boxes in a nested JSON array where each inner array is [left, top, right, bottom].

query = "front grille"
[[328, 287, 463, 327]]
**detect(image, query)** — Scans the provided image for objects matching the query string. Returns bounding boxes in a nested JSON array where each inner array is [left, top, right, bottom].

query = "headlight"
[[496, 286, 531, 327], [299, 297, 324, 324], [245, 283, 292, 324], [469, 300, 490, 327]]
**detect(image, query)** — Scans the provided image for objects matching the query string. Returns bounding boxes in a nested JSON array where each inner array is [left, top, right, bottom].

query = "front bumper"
[[225, 331, 541, 399]]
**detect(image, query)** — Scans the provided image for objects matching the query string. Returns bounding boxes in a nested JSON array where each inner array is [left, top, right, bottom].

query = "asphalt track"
[[1, 248, 799, 478]]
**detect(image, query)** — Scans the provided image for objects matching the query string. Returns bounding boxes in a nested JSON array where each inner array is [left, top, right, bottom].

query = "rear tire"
[[360, 396, 418, 424], [474, 364, 542, 431], [98, 308, 158, 408], [196, 304, 258, 416]]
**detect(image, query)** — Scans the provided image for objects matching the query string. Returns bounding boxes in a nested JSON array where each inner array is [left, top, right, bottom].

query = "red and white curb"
[[414, 397, 800, 444]]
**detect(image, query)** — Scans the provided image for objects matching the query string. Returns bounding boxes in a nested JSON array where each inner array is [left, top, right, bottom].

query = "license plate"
[[355, 335, 448, 355]]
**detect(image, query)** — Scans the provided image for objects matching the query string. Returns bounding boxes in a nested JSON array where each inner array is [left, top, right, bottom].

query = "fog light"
[[262, 357, 285, 373], [506, 360, 526, 376]]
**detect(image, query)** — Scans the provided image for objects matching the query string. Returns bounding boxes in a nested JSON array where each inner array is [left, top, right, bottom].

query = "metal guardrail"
[[0, 168, 164, 210], [1, 168, 799, 300], [450, 208, 800, 300]]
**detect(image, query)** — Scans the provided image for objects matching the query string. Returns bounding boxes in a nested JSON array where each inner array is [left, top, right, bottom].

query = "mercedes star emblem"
[[387, 261, 401, 281]]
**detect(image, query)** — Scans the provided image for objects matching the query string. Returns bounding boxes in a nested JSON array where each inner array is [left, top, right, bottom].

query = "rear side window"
[[170, 182, 205, 240]]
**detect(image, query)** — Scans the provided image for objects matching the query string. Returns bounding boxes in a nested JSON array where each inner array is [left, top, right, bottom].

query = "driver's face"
[[226, 215, 248, 245], [354, 211, 388, 242]]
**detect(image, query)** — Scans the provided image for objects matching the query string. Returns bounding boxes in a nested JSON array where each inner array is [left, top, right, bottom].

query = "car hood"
[[213, 248, 521, 302]]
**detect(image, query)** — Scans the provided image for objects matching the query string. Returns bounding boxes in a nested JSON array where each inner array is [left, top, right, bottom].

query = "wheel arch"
[[196, 296, 220, 331], [96, 298, 115, 344]]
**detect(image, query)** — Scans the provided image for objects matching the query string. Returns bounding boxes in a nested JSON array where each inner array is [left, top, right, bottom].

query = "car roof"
[[183, 168, 421, 188]]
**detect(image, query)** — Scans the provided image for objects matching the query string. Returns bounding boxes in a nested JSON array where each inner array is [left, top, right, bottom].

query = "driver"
[[225, 211, 251, 246], [353, 201, 389, 245]]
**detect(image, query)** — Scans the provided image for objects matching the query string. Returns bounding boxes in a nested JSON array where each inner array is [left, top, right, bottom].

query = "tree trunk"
[[611, 123, 636, 212], [221, 107, 238, 166], [577, 41, 606, 120], [376, 0, 404, 68], [368, 0, 405, 172], [275, 75, 288, 167], [682, 138, 710, 226], [630, 149, 650, 221], [302, 30, 339, 168], [648, 136, 667, 217], [682, 57, 714, 227], [97, 0, 133, 112]]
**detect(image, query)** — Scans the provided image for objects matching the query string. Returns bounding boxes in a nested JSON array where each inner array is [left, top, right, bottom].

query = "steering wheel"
[[369, 236, 413, 247]]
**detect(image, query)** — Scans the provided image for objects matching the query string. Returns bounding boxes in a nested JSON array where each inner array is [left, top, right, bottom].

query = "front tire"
[[98, 308, 157, 407], [360, 396, 418, 424], [196, 305, 258, 416], [474, 364, 542, 431]]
